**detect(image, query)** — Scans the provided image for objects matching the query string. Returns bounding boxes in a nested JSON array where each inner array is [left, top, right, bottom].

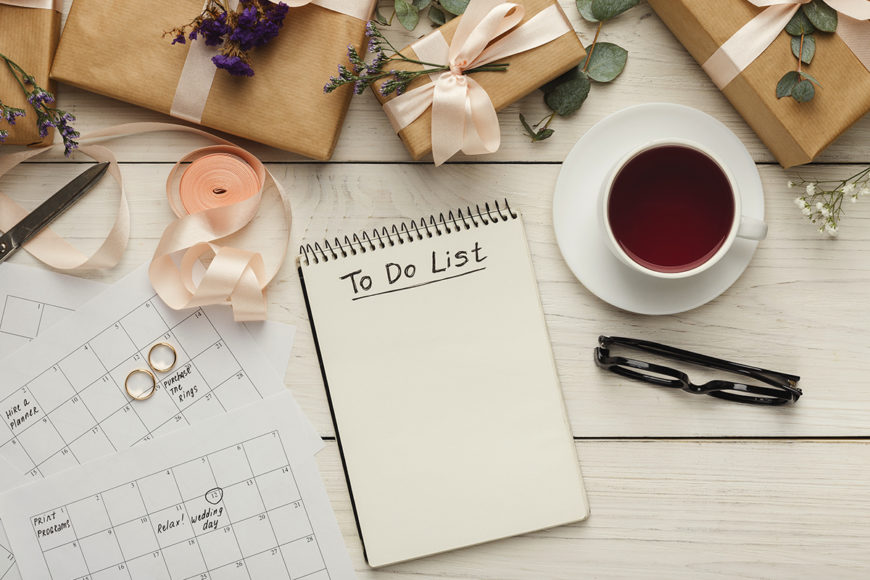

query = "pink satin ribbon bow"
[[702, 0, 870, 90], [382, 0, 572, 166]]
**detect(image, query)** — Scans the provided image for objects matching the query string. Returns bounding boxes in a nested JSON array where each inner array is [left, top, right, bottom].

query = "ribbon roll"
[[0, 122, 292, 322]]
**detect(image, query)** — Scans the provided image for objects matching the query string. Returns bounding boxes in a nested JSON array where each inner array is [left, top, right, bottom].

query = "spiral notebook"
[[298, 200, 589, 567]]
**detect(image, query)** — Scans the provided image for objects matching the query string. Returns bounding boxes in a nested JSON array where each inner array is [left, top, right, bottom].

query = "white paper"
[[0, 264, 297, 382], [0, 394, 355, 580], [0, 265, 104, 353], [0, 264, 318, 485]]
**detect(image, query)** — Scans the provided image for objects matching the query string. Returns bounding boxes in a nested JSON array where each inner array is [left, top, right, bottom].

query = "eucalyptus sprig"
[[790, 166, 870, 236], [0, 53, 78, 155], [775, 0, 837, 103], [386, 0, 469, 30], [324, 21, 508, 97], [520, 0, 637, 142]]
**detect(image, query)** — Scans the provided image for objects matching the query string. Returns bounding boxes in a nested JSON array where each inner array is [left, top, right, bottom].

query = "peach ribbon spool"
[[0, 122, 291, 321], [153, 142, 291, 322]]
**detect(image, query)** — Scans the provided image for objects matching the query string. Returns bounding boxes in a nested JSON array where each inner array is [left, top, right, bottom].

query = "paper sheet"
[[0, 264, 297, 383], [0, 394, 355, 580]]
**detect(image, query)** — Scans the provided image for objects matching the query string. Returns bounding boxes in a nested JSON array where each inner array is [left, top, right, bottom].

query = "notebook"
[[298, 199, 589, 567]]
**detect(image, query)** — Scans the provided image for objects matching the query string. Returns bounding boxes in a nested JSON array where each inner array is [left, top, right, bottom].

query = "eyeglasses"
[[594, 336, 801, 405]]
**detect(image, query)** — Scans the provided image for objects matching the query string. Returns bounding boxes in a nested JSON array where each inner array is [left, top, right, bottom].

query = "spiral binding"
[[299, 198, 518, 266]]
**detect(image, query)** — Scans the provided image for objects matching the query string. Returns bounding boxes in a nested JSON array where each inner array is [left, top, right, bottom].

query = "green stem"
[[583, 21, 603, 72]]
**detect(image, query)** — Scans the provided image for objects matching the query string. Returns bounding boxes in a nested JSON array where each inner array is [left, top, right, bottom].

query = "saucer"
[[552, 103, 764, 315]]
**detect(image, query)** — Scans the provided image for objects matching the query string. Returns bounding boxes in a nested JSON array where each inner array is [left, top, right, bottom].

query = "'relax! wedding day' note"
[[0, 394, 354, 580]]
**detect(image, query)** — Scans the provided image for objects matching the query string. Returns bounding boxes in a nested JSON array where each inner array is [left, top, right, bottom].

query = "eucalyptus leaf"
[[776, 70, 800, 98], [576, 0, 597, 22], [791, 34, 815, 64], [791, 78, 815, 102], [519, 113, 555, 142], [802, 0, 837, 32], [428, 6, 446, 25], [798, 70, 822, 87], [395, 0, 419, 30], [580, 42, 628, 82], [373, 6, 389, 25], [785, 10, 815, 36], [544, 74, 591, 116], [440, 0, 469, 16], [541, 66, 584, 94], [591, 0, 639, 21], [413, 0, 430, 9]]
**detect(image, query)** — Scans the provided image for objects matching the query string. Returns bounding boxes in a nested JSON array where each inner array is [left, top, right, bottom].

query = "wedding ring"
[[148, 342, 177, 373], [125, 369, 157, 401]]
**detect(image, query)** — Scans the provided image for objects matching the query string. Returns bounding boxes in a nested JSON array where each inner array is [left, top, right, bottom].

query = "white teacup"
[[599, 138, 767, 280]]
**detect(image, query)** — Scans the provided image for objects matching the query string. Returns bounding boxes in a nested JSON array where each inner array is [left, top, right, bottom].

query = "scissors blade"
[[0, 162, 110, 264]]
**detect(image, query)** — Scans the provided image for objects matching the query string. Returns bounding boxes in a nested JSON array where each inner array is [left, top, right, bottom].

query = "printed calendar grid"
[[0, 295, 268, 483], [0, 543, 14, 580], [0, 295, 73, 343], [31, 432, 329, 580]]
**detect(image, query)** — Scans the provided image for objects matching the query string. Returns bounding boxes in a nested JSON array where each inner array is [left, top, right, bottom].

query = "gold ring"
[[125, 368, 157, 401], [148, 342, 177, 373]]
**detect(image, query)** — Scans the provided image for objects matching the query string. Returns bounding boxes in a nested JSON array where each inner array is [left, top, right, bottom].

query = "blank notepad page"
[[299, 204, 589, 567]]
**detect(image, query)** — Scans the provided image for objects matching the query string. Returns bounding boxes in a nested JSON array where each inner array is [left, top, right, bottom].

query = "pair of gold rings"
[[124, 342, 177, 401]]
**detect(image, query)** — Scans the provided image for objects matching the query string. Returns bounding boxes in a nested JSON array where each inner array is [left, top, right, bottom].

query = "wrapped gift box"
[[51, 0, 374, 160], [373, 0, 585, 161], [648, 0, 870, 168], [0, 2, 61, 146]]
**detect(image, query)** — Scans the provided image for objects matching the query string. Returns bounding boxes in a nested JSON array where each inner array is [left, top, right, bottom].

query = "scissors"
[[0, 162, 109, 264]]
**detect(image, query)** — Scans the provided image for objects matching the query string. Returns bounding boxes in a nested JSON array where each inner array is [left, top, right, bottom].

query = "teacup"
[[599, 138, 767, 279]]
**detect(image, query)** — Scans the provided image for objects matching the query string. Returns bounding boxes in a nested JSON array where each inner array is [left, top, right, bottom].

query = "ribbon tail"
[[837, 14, 870, 71], [431, 74, 471, 166], [460, 78, 500, 156], [702, 4, 800, 90]]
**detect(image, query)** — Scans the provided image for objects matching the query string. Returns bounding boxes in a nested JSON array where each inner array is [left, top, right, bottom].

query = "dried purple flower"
[[212, 54, 255, 77]]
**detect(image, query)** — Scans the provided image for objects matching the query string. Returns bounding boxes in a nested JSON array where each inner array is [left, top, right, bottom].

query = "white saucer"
[[553, 103, 764, 315]]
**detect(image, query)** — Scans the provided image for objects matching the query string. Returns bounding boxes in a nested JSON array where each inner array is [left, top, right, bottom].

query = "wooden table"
[[5, 1, 870, 578]]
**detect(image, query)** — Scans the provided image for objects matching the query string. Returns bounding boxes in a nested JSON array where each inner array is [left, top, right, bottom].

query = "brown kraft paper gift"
[[373, 0, 585, 161], [0, 3, 61, 146], [648, 0, 870, 168], [50, 0, 373, 160]]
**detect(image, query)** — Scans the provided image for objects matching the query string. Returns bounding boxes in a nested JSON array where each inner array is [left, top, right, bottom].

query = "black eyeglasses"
[[594, 336, 801, 405]]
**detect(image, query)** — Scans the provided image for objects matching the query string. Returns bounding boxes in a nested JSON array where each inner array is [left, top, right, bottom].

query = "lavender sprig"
[[324, 21, 508, 97], [165, 0, 289, 77], [0, 52, 78, 155]]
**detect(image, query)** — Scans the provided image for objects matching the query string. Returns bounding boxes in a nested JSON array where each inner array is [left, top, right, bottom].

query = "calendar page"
[[0, 264, 105, 353], [0, 394, 355, 580]]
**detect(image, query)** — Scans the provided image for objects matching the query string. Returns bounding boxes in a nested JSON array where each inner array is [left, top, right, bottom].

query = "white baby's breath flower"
[[801, 207, 812, 215], [860, 187, 870, 196], [794, 196, 805, 207], [851, 195, 858, 203], [821, 206, 831, 217], [806, 183, 816, 195], [816, 201, 824, 210], [825, 223, 839, 236], [843, 182, 855, 194], [787, 180, 795, 188]]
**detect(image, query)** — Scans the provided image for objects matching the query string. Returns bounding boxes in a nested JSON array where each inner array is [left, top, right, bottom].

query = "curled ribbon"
[[381, 0, 573, 166], [702, 0, 870, 90], [171, 0, 376, 124], [0, 122, 292, 321]]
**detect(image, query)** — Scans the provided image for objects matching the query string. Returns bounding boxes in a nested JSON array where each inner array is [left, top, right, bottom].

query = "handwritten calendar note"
[[0, 394, 354, 580]]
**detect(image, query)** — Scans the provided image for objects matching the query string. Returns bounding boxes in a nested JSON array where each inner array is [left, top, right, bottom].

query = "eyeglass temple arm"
[[599, 336, 801, 386]]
